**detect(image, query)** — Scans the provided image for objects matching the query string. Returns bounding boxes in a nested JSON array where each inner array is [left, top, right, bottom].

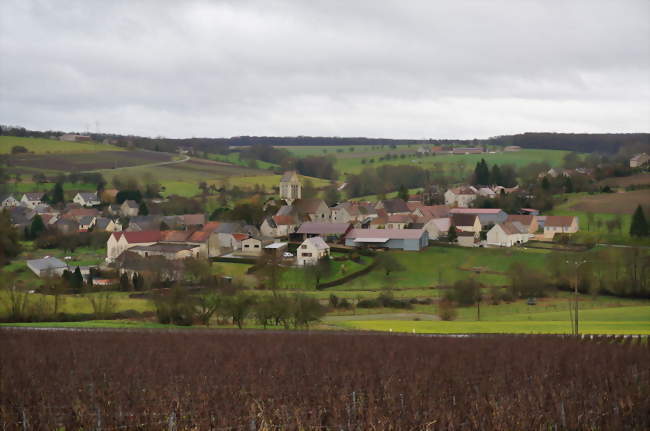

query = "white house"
[[120, 200, 139, 217], [73, 192, 100, 207], [20, 192, 46, 209], [543, 216, 579, 239], [106, 231, 162, 261], [444, 187, 477, 208], [421, 217, 450, 240], [260, 215, 298, 238], [297, 236, 330, 266], [1, 194, 19, 208], [630, 153, 650, 168], [486, 222, 531, 247]]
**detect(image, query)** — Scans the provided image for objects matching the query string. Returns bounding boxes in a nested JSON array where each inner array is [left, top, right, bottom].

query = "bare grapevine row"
[[0, 329, 648, 430]]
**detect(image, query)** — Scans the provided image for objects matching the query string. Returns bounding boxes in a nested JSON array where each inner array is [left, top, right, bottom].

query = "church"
[[279, 171, 302, 204]]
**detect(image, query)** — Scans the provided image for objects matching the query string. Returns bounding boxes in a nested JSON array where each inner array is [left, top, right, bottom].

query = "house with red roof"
[[106, 231, 162, 261], [449, 208, 507, 226]]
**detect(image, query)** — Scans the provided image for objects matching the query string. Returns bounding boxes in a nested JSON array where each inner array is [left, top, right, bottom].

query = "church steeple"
[[279, 171, 301, 204]]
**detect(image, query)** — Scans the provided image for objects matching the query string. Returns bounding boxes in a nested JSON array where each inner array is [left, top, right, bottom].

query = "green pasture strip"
[[335, 319, 650, 335], [0, 136, 121, 154], [335, 149, 571, 177]]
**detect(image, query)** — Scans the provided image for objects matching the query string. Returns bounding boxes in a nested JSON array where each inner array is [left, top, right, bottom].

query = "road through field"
[[82, 153, 190, 173]]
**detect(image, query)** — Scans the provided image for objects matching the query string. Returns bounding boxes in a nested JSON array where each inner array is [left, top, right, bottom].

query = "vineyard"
[[1, 330, 648, 430]]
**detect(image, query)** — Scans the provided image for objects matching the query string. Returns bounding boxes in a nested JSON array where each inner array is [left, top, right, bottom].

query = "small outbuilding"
[[27, 256, 68, 277]]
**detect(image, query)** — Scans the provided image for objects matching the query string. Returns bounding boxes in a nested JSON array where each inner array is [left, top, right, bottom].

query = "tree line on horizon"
[[2, 125, 648, 154]]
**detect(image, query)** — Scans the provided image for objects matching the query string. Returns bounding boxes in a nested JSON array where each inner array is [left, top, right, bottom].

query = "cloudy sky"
[[1, 1, 648, 139]]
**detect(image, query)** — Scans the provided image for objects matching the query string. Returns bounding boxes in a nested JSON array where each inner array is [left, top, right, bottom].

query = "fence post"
[[168, 411, 177, 431], [21, 409, 28, 431]]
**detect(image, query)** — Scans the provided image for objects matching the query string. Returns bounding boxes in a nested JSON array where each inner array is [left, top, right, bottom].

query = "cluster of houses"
[[7, 171, 581, 280], [102, 172, 579, 272], [1, 191, 127, 234]]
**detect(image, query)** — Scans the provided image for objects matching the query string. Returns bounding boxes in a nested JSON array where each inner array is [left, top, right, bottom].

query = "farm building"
[[452, 147, 482, 154], [450, 208, 507, 226], [240, 237, 273, 257], [27, 256, 68, 277], [344, 229, 428, 251], [504, 145, 521, 152], [297, 236, 330, 266], [59, 134, 91, 142], [296, 222, 352, 242], [129, 243, 201, 260], [629, 153, 649, 168]]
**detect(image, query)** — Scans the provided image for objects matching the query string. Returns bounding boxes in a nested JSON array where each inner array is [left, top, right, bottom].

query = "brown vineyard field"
[[1, 329, 648, 430]]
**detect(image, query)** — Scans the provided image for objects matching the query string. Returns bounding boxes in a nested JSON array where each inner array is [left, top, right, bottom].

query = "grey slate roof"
[[27, 257, 67, 272]]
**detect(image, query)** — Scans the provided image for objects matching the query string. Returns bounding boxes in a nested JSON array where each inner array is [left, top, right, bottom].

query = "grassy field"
[[0, 136, 121, 154], [598, 173, 650, 188], [2, 181, 97, 195], [548, 191, 650, 244], [338, 246, 550, 291], [331, 296, 650, 334], [282, 146, 570, 178]]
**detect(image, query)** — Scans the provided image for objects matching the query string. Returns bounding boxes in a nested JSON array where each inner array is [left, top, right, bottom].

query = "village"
[[1, 168, 586, 284]]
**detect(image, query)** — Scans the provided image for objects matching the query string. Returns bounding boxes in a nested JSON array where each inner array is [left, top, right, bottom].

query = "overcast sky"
[[1, 1, 648, 139]]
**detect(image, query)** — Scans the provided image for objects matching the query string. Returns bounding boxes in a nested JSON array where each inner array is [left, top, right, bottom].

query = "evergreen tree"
[[51, 181, 64, 204], [0, 209, 22, 265], [563, 176, 573, 193], [630, 205, 648, 237], [323, 183, 341, 206], [71, 266, 84, 293], [138, 201, 149, 216], [473, 159, 490, 185], [490, 164, 502, 186], [29, 214, 46, 239], [397, 184, 409, 202], [447, 225, 458, 243], [541, 176, 550, 191], [120, 272, 131, 291]]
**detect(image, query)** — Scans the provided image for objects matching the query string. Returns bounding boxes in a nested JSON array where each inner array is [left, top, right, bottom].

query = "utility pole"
[[566, 260, 587, 336]]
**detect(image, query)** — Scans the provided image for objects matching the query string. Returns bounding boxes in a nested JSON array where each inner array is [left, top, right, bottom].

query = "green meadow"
[[0, 136, 120, 154]]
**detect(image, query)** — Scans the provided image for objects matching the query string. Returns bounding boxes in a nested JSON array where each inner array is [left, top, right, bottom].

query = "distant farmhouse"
[[630, 153, 649, 168], [59, 134, 92, 142]]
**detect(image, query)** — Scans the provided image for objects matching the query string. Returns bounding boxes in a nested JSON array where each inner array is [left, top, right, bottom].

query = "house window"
[[301, 245, 307, 249], [254, 245, 260, 248], [244, 245, 249, 248], [302, 252, 312, 257]]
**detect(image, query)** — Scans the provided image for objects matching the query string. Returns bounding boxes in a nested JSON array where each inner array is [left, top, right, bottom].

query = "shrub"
[[438, 299, 457, 321]]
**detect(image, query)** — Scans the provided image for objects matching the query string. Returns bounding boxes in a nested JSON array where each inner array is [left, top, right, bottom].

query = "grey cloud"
[[0, 0, 648, 138]]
